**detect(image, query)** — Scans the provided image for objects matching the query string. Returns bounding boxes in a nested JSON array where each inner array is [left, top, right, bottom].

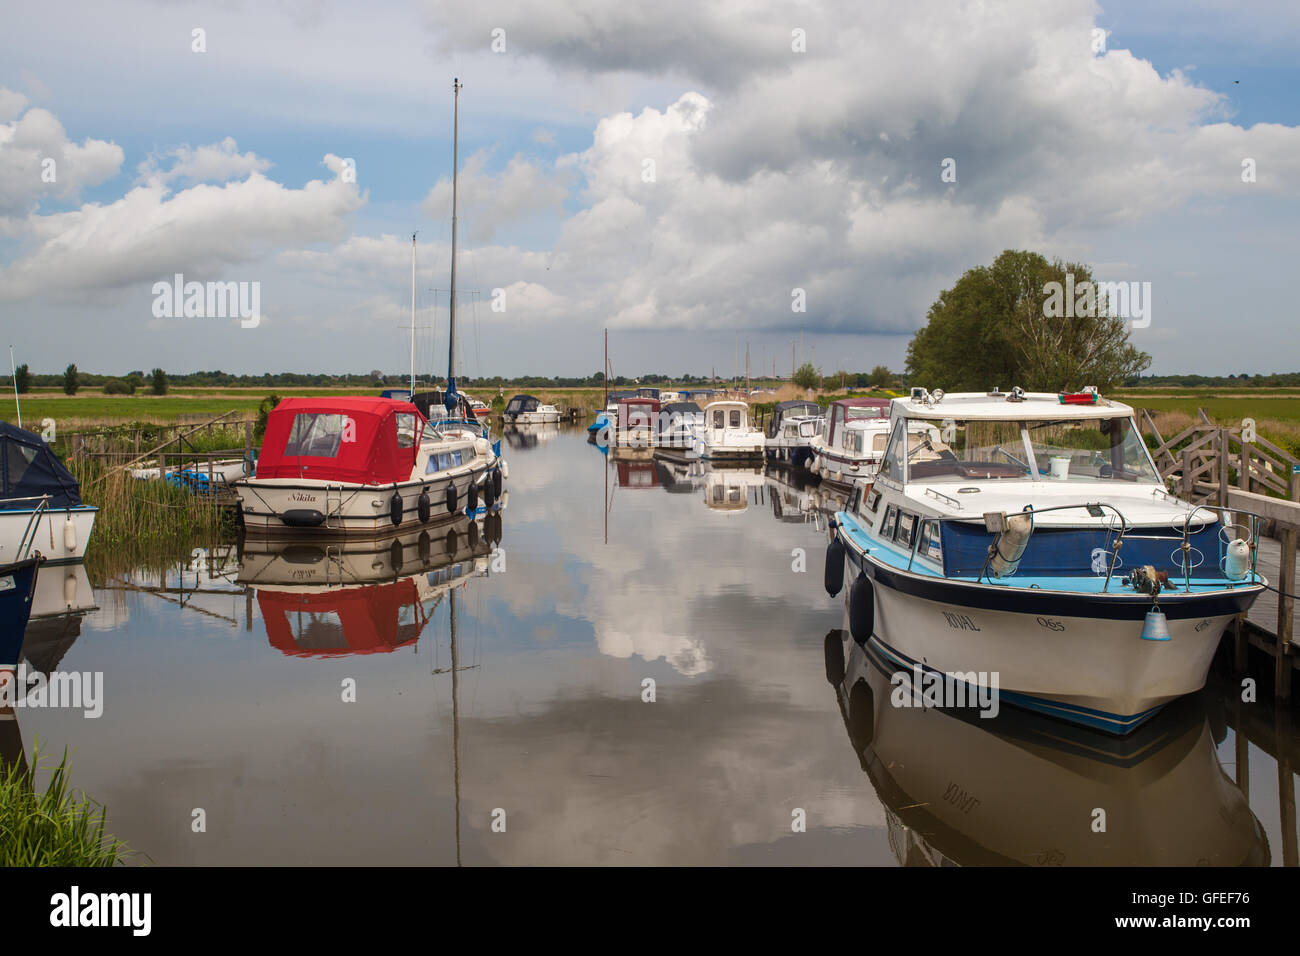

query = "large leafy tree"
[[13, 364, 29, 394], [62, 363, 79, 395], [905, 250, 1151, 392]]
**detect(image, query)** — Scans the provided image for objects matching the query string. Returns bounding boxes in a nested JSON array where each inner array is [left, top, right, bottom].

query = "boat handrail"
[[924, 486, 962, 510], [949, 499, 1269, 592], [1, 493, 60, 507], [1171, 502, 1263, 592], [15, 494, 51, 560]]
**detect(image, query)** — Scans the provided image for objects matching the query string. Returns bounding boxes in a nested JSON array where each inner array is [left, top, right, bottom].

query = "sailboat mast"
[[446, 77, 461, 411], [410, 233, 417, 397]]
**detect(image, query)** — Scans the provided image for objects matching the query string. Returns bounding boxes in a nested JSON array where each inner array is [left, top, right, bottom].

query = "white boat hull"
[[0, 507, 97, 565], [505, 411, 561, 424], [235, 465, 495, 537], [838, 543, 1256, 733]]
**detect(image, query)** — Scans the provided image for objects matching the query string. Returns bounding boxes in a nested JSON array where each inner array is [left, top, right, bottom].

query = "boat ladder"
[[324, 484, 344, 529]]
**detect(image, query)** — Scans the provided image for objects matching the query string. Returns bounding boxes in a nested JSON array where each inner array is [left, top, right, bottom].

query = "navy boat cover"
[[0, 422, 83, 509]]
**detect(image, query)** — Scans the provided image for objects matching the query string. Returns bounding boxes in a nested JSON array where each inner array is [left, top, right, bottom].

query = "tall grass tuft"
[[69, 459, 231, 563], [0, 745, 128, 866]]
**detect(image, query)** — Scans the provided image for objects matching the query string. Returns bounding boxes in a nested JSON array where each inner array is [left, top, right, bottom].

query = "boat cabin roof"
[[662, 402, 702, 416], [702, 399, 748, 413], [617, 396, 661, 410], [895, 390, 1132, 421], [256, 397, 424, 484]]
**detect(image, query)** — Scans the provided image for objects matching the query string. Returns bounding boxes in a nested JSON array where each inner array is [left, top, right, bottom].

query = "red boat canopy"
[[255, 397, 423, 484]]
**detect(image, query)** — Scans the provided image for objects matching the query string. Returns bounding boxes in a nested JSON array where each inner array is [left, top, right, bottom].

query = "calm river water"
[[10, 424, 1298, 865]]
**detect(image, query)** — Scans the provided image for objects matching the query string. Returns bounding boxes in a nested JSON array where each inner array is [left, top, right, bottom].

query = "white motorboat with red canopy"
[[824, 387, 1267, 735], [234, 396, 500, 535]]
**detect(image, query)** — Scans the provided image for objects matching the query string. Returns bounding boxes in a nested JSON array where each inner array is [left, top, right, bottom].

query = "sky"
[[1, 0, 1298, 380]]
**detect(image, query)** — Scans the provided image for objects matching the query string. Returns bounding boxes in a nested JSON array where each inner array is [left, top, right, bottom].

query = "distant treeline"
[[1121, 373, 1300, 388], [19, 368, 1300, 390], [20, 369, 892, 389]]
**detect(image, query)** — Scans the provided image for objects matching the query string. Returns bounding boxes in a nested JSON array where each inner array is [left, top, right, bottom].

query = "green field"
[[1115, 393, 1300, 424]]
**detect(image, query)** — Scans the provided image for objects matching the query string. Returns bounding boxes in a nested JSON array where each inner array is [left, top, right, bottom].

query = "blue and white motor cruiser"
[[824, 387, 1266, 735]]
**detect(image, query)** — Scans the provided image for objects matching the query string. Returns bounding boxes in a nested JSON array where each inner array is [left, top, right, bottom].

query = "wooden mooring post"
[[1141, 407, 1300, 702], [1227, 488, 1299, 701]]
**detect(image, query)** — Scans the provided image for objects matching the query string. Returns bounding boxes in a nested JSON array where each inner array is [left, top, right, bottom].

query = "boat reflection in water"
[[502, 422, 561, 451], [22, 561, 98, 676], [824, 628, 1269, 866], [237, 511, 499, 658], [702, 466, 765, 515]]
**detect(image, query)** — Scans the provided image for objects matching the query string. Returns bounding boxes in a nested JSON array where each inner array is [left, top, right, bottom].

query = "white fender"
[[63, 516, 77, 553]]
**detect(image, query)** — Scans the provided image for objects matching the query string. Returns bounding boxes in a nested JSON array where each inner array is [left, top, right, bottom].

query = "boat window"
[[879, 421, 906, 483], [896, 511, 917, 547], [437, 453, 451, 470], [864, 487, 881, 512], [6, 442, 35, 486], [845, 406, 889, 422], [713, 410, 725, 428], [872, 433, 889, 452], [904, 418, 1023, 482], [918, 521, 943, 564], [395, 413, 417, 449], [284, 413, 350, 458], [880, 505, 897, 539], [450, 450, 463, 467], [1024, 417, 1159, 482], [425, 456, 440, 474], [730, 410, 741, 428]]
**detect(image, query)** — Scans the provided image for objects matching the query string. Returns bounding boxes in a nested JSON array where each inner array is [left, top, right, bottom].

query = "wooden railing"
[[1140, 409, 1300, 506]]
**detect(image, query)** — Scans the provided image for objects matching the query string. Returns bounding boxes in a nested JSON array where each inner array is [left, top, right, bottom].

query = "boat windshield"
[[898, 414, 1159, 483], [845, 405, 889, 421]]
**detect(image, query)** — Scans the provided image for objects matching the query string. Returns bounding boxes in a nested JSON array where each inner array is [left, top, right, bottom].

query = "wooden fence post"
[[1278, 475, 1298, 701]]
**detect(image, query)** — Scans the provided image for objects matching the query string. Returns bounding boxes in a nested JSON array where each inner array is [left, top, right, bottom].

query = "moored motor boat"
[[825, 387, 1267, 735], [692, 400, 765, 462], [0, 423, 97, 565], [502, 394, 561, 424], [765, 399, 824, 469], [232, 396, 503, 536], [807, 397, 891, 486], [614, 396, 660, 449]]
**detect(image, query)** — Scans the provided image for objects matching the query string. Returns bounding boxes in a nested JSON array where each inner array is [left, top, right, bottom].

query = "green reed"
[[0, 745, 128, 866]]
